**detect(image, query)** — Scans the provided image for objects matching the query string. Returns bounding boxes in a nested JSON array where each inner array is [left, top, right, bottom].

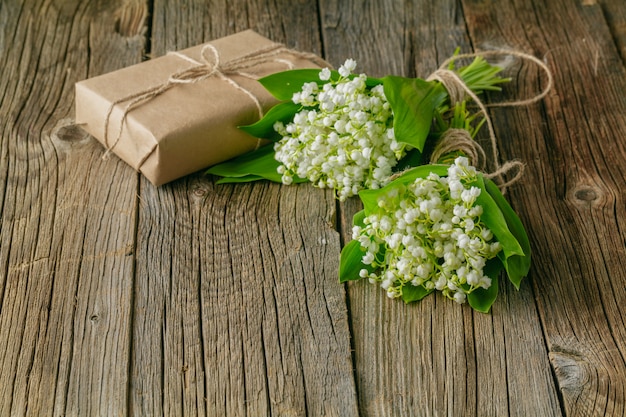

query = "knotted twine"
[[101, 41, 330, 163], [426, 50, 553, 192]]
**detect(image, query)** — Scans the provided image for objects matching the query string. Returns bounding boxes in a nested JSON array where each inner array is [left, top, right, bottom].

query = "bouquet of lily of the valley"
[[338, 102, 530, 312], [207, 54, 535, 312], [207, 56, 508, 199]]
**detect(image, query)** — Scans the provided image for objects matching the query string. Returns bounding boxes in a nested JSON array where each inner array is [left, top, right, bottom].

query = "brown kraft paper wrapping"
[[75, 30, 322, 186]]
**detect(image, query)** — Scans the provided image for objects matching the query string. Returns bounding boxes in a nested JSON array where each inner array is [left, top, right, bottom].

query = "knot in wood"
[[192, 187, 207, 197], [189, 178, 211, 199], [574, 187, 598, 201], [51, 118, 90, 144]]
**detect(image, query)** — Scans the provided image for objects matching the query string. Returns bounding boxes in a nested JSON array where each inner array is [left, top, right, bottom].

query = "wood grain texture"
[[129, 1, 359, 415], [462, 0, 626, 415], [598, 0, 626, 63], [0, 1, 144, 416], [2, 0, 626, 415], [131, 179, 358, 416], [324, 0, 561, 415]]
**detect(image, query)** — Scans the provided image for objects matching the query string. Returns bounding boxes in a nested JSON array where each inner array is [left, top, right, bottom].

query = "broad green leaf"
[[339, 239, 373, 283], [206, 144, 306, 184], [365, 77, 384, 87], [401, 284, 434, 303], [381, 76, 447, 151], [215, 173, 307, 184], [485, 179, 531, 289], [473, 175, 524, 259], [386, 164, 449, 186], [259, 69, 384, 101], [467, 258, 502, 313], [259, 69, 335, 100], [357, 187, 383, 214], [358, 164, 449, 214], [395, 148, 424, 172], [215, 174, 264, 184], [353, 209, 367, 228], [472, 175, 530, 290], [339, 210, 376, 283], [239, 101, 301, 140]]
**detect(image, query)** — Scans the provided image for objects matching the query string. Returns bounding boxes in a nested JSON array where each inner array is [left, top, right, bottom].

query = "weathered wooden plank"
[[462, 0, 626, 415], [322, 0, 561, 415], [598, 0, 626, 62], [129, 2, 359, 415], [1, 1, 625, 416], [0, 1, 144, 415], [152, 0, 325, 59], [132, 181, 359, 417]]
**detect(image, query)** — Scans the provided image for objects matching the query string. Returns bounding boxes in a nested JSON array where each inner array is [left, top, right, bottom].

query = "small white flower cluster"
[[273, 59, 408, 201], [352, 157, 502, 304]]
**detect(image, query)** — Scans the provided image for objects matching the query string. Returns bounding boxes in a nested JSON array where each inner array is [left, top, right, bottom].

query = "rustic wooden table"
[[2, 0, 626, 416]]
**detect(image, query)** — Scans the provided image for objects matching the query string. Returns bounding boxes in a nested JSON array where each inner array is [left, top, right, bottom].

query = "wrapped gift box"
[[75, 30, 322, 185]]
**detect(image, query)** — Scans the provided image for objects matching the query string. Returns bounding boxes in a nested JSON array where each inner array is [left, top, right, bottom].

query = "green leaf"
[[259, 69, 334, 100], [467, 258, 502, 313], [395, 148, 424, 172], [381, 76, 447, 151], [365, 76, 384, 87], [473, 175, 524, 259], [259, 69, 384, 101], [239, 101, 301, 140], [485, 179, 531, 289], [339, 239, 373, 283], [401, 284, 434, 303], [339, 210, 377, 283], [353, 209, 367, 228], [471, 174, 531, 290], [358, 164, 450, 214], [388, 164, 450, 186], [215, 174, 265, 184], [206, 144, 306, 184], [357, 187, 384, 214]]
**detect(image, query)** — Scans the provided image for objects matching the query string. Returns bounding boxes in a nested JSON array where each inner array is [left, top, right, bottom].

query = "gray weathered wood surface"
[[1, 0, 625, 415]]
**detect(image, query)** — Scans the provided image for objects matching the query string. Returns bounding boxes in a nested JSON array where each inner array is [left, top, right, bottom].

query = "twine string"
[[102, 41, 330, 160], [426, 50, 553, 192], [429, 128, 487, 171]]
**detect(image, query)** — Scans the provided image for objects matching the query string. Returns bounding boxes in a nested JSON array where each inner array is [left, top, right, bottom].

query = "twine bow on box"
[[102, 41, 328, 163]]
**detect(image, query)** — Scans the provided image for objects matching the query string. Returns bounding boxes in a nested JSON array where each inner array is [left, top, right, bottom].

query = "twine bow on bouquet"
[[207, 48, 552, 313]]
